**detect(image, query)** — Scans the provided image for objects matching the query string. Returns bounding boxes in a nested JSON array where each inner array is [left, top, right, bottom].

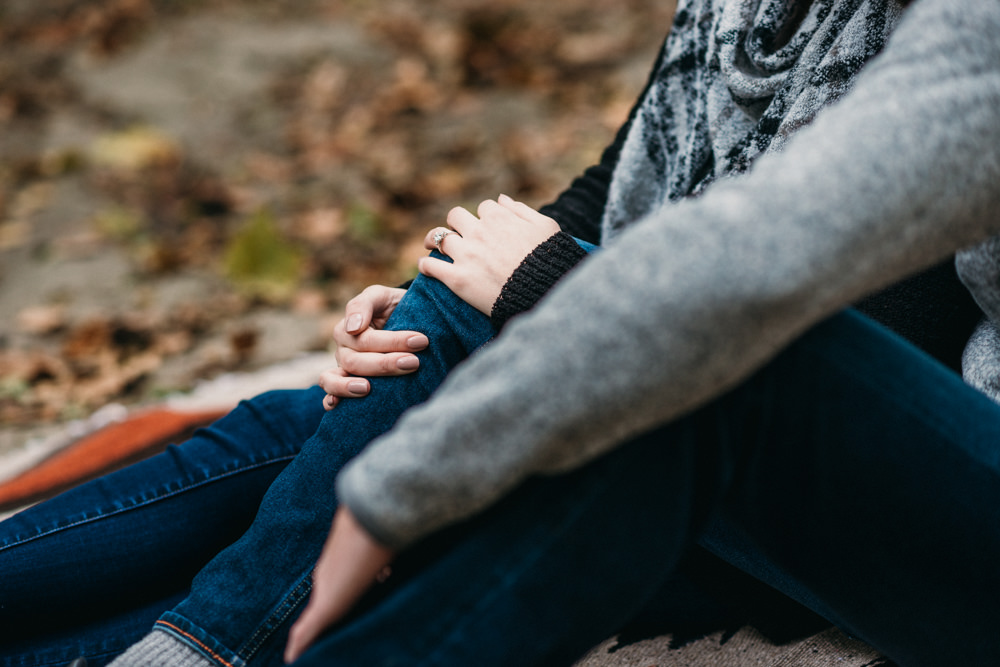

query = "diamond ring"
[[433, 229, 457, 252]]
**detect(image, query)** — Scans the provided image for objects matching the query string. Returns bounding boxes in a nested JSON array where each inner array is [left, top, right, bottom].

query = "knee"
[[237, 387, 327, 419]]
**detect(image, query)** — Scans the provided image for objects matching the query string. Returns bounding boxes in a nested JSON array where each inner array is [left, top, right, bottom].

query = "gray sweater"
[[337, 0, 1000, 551]]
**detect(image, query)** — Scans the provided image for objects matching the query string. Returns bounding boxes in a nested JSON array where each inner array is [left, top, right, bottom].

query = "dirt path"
[[1, 0, 674, 452]]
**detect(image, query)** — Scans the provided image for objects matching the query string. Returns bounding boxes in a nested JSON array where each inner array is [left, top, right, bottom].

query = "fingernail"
[[346, 314, 363, 333], [498, 193, 513, 203], [397, 356, 419, 371], [348, 380, 369, 394], [407, 334, 428, 350]]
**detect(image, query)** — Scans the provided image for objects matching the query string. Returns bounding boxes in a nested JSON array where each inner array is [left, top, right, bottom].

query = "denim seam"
[[237, 571, 314, 659], [0, 455, 298, 552]]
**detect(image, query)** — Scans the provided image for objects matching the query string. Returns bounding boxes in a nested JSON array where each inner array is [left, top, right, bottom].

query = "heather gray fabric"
[[337, 0, 1000, 550], [110, 630, 213, 667], [601, 0, 904, 239], [957, 238, 1000, 401]]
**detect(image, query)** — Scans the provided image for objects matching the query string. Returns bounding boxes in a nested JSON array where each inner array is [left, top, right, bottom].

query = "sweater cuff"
[[491, 232, 589, 331]]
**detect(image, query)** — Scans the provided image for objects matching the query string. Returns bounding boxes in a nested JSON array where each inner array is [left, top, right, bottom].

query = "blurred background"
[[0, 0, 675, 443]]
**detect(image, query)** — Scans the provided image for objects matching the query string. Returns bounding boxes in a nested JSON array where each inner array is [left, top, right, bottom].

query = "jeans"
[[4, 270, 1000, 665], [0, 386, 323, 664], [290, 310, 1000, 667], [0, 264, 494, 666]]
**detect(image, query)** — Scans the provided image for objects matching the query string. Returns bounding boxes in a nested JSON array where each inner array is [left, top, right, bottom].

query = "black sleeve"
[[490, 231, 591, 331]]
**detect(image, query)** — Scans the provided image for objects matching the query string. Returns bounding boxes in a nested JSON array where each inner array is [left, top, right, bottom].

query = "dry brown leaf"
[[16, 305, 68, 335]]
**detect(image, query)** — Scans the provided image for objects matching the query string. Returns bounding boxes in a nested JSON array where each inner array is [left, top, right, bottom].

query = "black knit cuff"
[[490, 231, 590, 331]]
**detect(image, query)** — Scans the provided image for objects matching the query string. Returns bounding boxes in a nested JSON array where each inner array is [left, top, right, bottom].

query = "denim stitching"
[[237, 572, 313, 659], [156, 620, 236, 667], [0, 455, 297, 552]]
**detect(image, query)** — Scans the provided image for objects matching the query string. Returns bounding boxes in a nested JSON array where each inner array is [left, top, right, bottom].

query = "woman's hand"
[[321, 285, 429, 409], [418, 195, 560, 315], [284, 507, 395, 663]]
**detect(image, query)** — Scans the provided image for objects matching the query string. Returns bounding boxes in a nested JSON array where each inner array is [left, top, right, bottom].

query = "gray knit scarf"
[[602, 0, 904, 241]]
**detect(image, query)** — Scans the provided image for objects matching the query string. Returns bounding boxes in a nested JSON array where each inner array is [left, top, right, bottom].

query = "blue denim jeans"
[[4, 269, 1000, 665], [0, 386, 325, 664], [286, 310, 1000, 667], [0, 263, 495, 666]]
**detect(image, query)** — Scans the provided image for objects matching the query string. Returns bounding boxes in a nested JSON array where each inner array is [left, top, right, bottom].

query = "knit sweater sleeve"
[[490, 231, 590, 331], [337, 0, 1000, 551]]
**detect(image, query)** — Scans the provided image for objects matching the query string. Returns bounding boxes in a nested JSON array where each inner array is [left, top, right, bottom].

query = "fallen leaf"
[[90, 126, 180, 172], [16, 305, 67, 335]]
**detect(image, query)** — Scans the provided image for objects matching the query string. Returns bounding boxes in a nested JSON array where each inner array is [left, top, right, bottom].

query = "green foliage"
[[93, 206, 144, 242], [346, 203, 383, 243], [0, 377, 29, 402], [223, 208, 303, 301]]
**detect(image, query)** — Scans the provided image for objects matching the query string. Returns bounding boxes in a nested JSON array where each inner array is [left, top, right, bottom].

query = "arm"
[[336, 0, 1000, 551]]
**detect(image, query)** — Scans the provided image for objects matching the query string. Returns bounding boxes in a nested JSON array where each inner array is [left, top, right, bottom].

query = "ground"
[[0, 0, 675, 453]]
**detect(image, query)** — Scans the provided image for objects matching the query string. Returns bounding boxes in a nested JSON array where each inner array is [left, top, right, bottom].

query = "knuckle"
[[364, 329, 387, 350], [380, 355, 399, 374], [339, 356, 360, 375]]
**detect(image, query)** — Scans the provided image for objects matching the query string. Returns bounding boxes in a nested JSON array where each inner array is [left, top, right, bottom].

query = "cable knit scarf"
[[602, 0, 904, 241]]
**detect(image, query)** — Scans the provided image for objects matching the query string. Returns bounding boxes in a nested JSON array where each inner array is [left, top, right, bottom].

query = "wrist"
[[490, 231, 590, 331]]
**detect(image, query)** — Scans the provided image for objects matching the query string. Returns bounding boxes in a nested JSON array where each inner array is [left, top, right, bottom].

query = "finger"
[[498, 194, 555, 226], [343, 285, 404, 333], [477, 198, 516, 222], [333, 325, 428, 355], [318, 367, 370, 399], [445, 206, 479, 235], [418, 255, 460, 285], [342, 295, 375, 335], [423, 226, 462, 253], [423, 226, 442, 251], [336, 349, 421, 376], [323, 394, 338, 411], [285, 598, 336, 663]]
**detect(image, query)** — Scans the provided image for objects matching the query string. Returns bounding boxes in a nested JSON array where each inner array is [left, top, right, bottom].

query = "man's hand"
[[418, 195, 560, 315], [321, 285, 428, 409], [284, 507, 395, 663]]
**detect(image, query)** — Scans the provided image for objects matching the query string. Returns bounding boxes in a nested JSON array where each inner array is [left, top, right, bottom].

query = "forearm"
[[338, 0, 1000, 551]]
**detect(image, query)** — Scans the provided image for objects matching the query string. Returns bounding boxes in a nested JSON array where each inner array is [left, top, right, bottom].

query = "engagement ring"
[[433, 229, 457, 252]]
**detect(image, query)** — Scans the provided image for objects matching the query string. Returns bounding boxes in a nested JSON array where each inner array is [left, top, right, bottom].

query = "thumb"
[[284, 600, 329, 663]]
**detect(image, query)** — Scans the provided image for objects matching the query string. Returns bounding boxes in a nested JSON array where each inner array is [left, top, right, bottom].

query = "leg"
[[144, 271, 496, 667], [0, 386, 327, 665], [289, 310, 1000, 666]]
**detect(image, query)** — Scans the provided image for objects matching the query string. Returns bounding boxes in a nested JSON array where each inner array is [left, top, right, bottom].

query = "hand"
[[418, 195, 560, 315], [284, 507, 395, 663], [322, 285, 429, 409]]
